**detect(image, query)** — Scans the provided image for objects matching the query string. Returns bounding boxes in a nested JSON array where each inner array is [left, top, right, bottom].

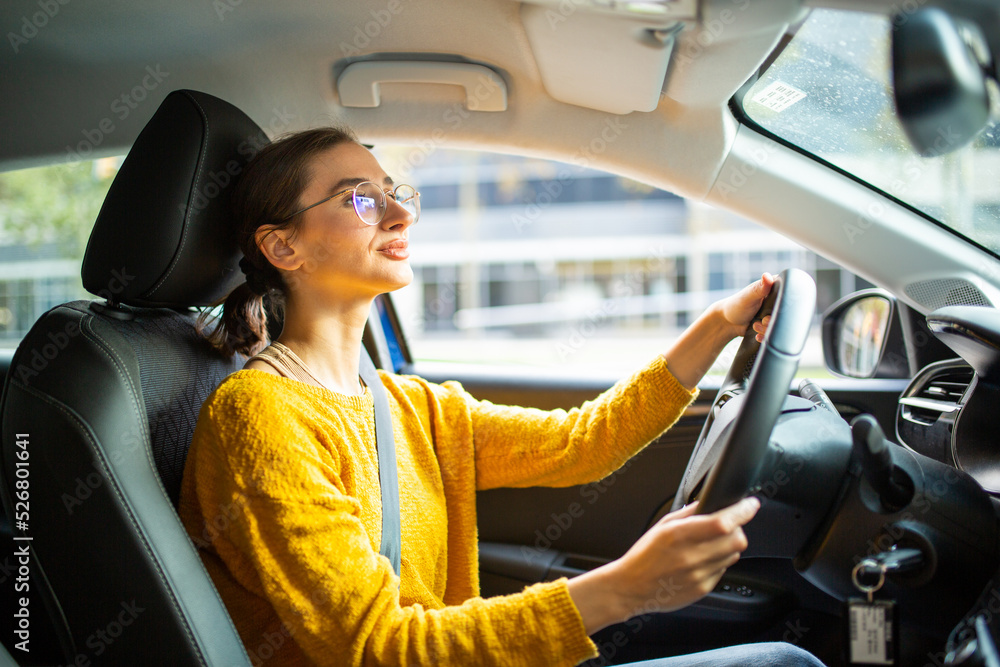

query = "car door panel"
[[410, 364, 909, 567], [411, 362, 907, 663]]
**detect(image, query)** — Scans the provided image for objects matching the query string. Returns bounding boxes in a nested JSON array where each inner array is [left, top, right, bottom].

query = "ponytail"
[[199, 282, 283, 358]]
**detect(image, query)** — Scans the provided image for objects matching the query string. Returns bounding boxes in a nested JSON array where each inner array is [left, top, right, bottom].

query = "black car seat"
[[0, 643, 16, 667], [0, 89, 268, 665]]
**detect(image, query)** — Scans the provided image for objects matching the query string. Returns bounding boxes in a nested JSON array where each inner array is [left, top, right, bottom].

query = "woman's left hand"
[[718, 273, 776, 342]]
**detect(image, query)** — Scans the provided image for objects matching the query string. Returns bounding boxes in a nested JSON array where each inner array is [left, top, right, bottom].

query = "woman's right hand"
[[566, 496, 760, 634]]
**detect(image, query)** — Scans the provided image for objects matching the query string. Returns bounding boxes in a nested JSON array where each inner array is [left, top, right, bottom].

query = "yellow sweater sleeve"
[[182, 381, 598, 667], [181, 356, 697, 666], [463, 354, 698, 489]]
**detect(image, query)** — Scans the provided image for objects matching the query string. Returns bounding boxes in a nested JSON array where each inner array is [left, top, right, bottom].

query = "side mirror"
[[892, 6, 991, 157], [822, 290, 910, 378]]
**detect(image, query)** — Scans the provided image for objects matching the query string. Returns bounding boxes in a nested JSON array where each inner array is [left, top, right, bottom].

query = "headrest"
[[82, 90, 269, 308]]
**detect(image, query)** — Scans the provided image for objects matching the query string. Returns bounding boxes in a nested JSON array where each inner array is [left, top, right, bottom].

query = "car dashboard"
[[897, 306, 1000, 496]]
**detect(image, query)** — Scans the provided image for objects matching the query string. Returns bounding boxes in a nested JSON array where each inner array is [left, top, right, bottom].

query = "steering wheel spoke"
[[673, 268, 817, 515]]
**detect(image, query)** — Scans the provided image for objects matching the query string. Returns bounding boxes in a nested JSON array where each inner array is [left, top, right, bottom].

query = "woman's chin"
[[385, 264, 414, 291]]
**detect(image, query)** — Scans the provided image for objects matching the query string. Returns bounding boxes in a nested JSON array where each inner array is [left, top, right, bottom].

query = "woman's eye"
[[356, 196, 378, 213]]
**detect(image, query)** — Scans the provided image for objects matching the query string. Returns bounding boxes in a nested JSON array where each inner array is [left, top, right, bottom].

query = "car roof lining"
[[0, 0, 787, 197], [5, 0, 1000, 313]]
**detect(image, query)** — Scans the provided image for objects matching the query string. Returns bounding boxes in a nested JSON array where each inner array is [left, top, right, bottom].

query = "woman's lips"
[[378, 239, 409, 260]]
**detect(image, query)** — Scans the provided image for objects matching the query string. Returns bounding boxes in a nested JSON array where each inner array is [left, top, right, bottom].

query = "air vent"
[[914, 368, 973, 403], [896, 360, 974, 463], [904, 278, 991, 310], [900, 365, 973, 420]]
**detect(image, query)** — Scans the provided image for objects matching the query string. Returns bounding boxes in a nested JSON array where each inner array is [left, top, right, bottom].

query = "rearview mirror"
[[822, 290, 910, 378], [892, 7, 991, 157]]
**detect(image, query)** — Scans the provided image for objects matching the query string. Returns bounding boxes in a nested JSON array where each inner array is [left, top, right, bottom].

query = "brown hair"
[[201, 126, 360, 357]]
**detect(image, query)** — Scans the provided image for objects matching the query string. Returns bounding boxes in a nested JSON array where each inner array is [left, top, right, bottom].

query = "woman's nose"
[[382, 196, 415, 230]]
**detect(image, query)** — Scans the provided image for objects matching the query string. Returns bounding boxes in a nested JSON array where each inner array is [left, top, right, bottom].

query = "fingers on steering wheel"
[[656, 501, 700, 526], [752, 315, 771, 342]]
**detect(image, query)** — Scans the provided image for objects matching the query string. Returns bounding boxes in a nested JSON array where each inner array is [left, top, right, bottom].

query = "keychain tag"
[[847, 560, 898, 666], [847, 598, 896, 665]]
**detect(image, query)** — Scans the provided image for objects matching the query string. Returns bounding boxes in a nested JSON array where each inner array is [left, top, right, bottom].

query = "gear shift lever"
[[851, 415, 912, 512]]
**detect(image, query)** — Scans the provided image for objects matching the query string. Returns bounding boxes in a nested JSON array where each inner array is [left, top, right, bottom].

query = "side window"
[[0, 159, 119, 344], [0, 150, 870, 380], [376, 147, 870, 377]]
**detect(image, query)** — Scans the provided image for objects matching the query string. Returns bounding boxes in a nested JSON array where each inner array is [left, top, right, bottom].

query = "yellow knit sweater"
[[178, 355, 697, 666]]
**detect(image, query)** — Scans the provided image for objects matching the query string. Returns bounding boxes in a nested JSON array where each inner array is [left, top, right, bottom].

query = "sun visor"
[[518, 2, 688, 114]]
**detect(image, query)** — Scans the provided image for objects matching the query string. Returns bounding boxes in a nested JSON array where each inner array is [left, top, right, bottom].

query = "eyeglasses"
[[283, 181, 420, 225]]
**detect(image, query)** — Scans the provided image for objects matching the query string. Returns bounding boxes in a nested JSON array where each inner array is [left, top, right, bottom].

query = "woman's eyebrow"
[[326, 177, 367, 196], [325, 175, 394, 196]]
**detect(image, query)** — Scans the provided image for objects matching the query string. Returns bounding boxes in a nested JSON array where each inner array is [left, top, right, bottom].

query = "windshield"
[[741, 8, 1000, 256]]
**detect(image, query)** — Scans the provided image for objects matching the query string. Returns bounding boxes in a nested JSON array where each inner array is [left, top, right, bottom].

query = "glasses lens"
[[393, 185, 420, 223], [353, 182, 385, 225]]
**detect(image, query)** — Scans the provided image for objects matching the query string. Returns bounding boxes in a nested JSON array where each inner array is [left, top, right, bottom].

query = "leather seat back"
[[0, 89, 267, 665]]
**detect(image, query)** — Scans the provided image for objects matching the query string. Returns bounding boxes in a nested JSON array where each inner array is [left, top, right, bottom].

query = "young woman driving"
[[179, 127, 824, 666]]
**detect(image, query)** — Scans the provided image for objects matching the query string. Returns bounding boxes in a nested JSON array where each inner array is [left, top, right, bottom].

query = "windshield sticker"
[[751, 81, 806, 112]]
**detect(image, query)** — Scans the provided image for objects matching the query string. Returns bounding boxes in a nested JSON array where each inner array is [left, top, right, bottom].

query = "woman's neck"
[[276, 292, 373, 395]]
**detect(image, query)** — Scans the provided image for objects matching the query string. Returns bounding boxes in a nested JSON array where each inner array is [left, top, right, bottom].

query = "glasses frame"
[[282, 181, 420, 225]]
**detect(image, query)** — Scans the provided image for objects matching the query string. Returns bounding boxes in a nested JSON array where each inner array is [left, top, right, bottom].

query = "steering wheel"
[[673, 268, 816, 515]]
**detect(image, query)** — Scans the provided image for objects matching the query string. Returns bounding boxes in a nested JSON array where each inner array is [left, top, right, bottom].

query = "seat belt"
[[358, 349, 402, 578]]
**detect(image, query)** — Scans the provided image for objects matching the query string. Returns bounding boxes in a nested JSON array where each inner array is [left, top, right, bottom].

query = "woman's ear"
[[256, 226, 302, 272]]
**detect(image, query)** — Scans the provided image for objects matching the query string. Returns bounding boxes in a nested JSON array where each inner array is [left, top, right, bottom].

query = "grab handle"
[[337, 61, 508, 111]]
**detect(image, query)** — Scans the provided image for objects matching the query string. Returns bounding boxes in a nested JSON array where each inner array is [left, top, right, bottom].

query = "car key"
[[847, 558, 899, 666]]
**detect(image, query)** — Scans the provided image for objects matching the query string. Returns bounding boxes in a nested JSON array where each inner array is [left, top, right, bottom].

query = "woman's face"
[[275, 141, 415, 301]]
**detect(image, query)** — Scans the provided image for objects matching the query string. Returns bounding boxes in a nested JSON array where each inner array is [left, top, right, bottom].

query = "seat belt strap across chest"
[[358, 350, 402, 578]]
